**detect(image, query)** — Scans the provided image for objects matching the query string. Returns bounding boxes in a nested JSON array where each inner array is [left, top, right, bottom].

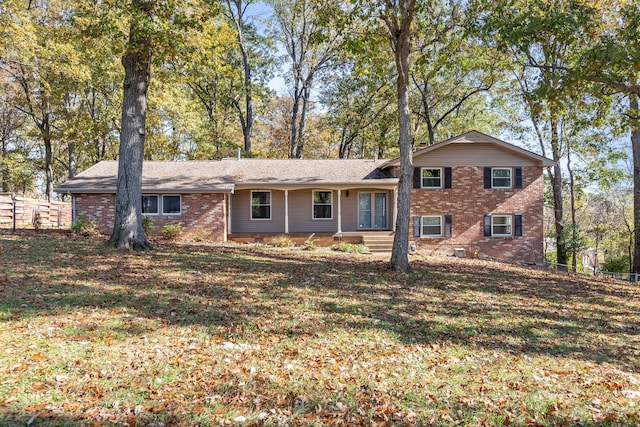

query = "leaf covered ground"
[[1, 231, 639, 426]]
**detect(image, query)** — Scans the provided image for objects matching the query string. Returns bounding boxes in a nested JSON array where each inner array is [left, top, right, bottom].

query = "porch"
[[228, 231, 395, 252]]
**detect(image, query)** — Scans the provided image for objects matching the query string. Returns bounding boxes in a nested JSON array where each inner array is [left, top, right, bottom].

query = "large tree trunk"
[[108, 0, 152, 251], [44, 134, 54, 201], [631, 95, 640, 273], [550, 119, 567, 270], [386, 0, 415, 274]]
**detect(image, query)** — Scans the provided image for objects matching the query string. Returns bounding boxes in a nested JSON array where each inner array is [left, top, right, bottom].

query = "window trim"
[[161, 194, 182, 216], [250, 190, 272, 221], [312, 189, 333, 220], [142, 194, 160, 216], [492, 167, 512, 189], [421, 215, 443, 237], [491, 214, 512, 237], [421, 167, 443, 189]]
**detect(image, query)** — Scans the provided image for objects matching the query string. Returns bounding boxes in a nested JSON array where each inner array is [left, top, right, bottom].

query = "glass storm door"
[[359, 192, 387, 229]]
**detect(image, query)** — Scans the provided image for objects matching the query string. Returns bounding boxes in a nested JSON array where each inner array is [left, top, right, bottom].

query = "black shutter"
[[514, 215, 523, 236], [444, 167, 452, 189], [484, 167, 492, 189], [514, 167, 523, 189], [413, 215, 421, 237], [484, 215, 492, 236], [413, 167, 422, 189], [444, 215, 452, 237]]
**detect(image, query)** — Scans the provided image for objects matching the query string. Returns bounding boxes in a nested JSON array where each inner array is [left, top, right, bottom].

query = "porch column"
[[284, 190, 289, 234], [337, 189, 342, 233], [392, 188, 398, 232], [227, 193, 232, 238]]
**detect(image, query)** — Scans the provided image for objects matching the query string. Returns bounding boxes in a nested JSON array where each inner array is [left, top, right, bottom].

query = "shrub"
[[142, 215, 153, 235], [302, 234, 316, 251], [330, 242, 368, 253], [271, 235, 295, 248], [601, 257, 630, 273], [162, 222, 183, 240], [71, 215, 96, 236]]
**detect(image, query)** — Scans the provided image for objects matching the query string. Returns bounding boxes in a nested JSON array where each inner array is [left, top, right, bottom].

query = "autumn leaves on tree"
[[1, 0, 639, 271]]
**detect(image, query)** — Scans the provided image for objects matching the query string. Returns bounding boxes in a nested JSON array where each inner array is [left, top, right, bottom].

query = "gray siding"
[[231, 188, 393, 233], [414, 143, 538, 167], [231, 189, 285, 233]]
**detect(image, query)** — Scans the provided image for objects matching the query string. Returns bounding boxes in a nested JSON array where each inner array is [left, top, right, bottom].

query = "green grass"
[[0, 231, 639, 426]]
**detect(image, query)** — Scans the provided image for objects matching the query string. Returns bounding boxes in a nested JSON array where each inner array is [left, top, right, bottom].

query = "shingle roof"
[[54, 159, 398, 194]]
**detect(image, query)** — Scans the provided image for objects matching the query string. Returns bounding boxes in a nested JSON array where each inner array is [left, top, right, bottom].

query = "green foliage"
[[161, 222, 183, 240], [71, 215, 96, 236], [302, 234, 316, 251], [270, 235, 295, 248], [331, 242, 368, 254], [601, 257, 630, 274], [142, 215, 153, 235]]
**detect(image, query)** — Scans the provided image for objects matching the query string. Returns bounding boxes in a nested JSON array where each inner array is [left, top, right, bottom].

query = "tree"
[[479, 0, 604, 269], [107, 0, 154, 250], [222, 0, 259, 154], [411, 0, 500, 146], [0, 0, 88, 200], [268, 0, 341, 158], [382, 0, 416, 273], [105, 0, 203, 250]]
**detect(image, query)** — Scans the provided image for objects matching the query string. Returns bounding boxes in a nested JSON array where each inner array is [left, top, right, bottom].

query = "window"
[[313, 190, 333, 219], [492, 168, 512, 188], [251, 191, 271, 220], [422, 216, 442, 237], [492, 215, 512, 236], [142, 194, 181, 216], [142, 195, 159, 215], [162, 195, 181, 215], [422, 168, 442, 188]]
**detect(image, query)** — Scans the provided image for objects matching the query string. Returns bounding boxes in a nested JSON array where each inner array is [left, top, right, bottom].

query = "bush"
[[142, 215, 153, 235], [162, 222, 183, 240], [601, 256, 630, 273], [271, 235, 295, 248], [302, 234, 316, 251], [71, 215, 96, 236], [330, 242, 368, 253]]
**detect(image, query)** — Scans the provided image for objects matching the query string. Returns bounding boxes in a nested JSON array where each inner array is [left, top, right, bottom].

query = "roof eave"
[[54, 187, 236, 194]]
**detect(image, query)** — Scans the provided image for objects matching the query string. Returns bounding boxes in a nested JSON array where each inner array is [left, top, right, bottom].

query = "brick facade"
[[410, 166, 544, 264], [74, 193, 227, 242]]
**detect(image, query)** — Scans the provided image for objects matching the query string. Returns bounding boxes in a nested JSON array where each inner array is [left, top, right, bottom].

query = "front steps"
[[362, 233, 395, 253]]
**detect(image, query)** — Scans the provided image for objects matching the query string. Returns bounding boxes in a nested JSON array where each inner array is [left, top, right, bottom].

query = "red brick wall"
[[410, 166, 544, 264], [74, 193, 227, 242]]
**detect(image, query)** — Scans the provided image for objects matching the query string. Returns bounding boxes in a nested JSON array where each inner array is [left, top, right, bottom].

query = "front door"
[[358, 192, 388, 229]]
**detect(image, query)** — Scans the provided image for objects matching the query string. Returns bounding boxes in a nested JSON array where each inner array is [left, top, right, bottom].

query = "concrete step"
[[362, 234, 394, 252]]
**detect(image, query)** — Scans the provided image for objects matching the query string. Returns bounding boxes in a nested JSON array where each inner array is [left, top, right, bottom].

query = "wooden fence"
[[0, 193, 72, 230]]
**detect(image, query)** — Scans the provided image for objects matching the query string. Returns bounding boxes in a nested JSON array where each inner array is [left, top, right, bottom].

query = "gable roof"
[[381, 130, 555, 168], [54, 158, 398, 194]]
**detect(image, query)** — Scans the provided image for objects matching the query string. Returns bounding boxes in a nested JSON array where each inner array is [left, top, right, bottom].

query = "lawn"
[[1, 231, 639, 426]]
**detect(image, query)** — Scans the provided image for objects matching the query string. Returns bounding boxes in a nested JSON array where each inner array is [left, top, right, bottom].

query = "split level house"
[[55, 131, 554, 264]]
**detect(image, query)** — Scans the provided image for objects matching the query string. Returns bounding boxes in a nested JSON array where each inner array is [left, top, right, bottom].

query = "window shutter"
[[514, 167, 523, 189], [413, 167, 422, 189], [484, 215, 492, 236], [413, 216, 421, 237], [484, 167, 492, 189], [444, 167, 452, 189], [514, 214, 523, 236], [444, 215, 452, 237]]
